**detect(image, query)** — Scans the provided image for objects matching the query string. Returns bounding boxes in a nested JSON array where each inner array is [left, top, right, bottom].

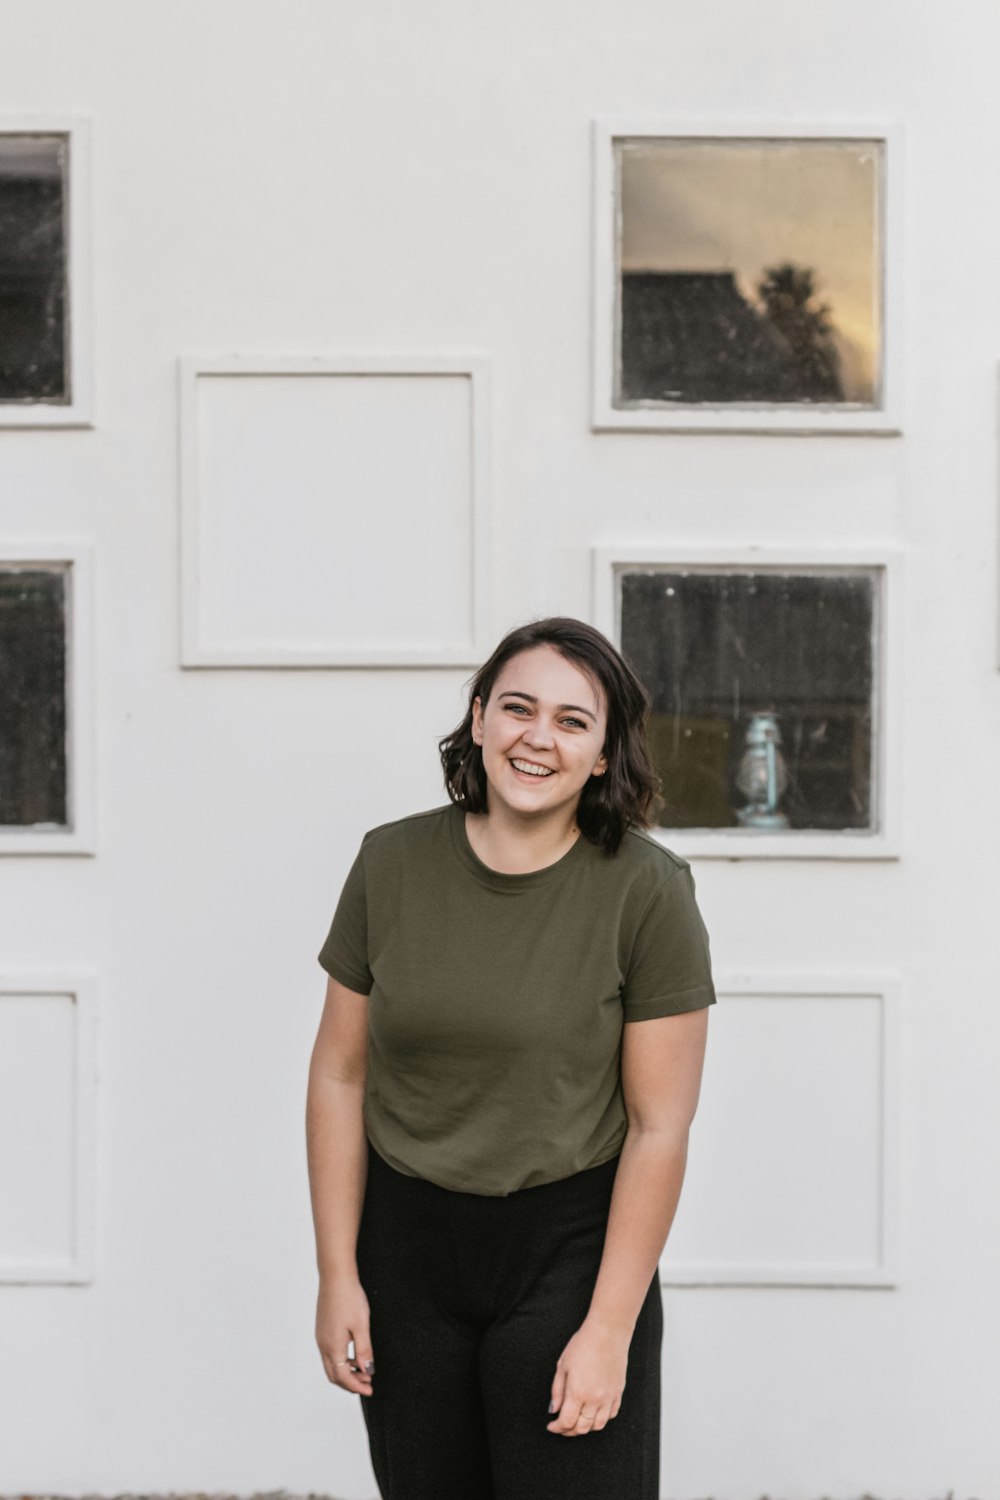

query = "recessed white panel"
[[663, 983, 896, 1285], [0, 992, 77, 1265], [182, 360, 490, 665]]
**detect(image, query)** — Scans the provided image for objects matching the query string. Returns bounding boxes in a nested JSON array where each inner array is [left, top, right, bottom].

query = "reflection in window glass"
[[621, 569, 877, 832], [0, 568, 68, 827], [616, 137, 882, 409], [0, 134, 69, 403]]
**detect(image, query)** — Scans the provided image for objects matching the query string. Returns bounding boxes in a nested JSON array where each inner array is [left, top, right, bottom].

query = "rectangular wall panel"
[[180, 357, 491, 666], [0, 976, 95, 1282], [661, 976, 899, 1287]]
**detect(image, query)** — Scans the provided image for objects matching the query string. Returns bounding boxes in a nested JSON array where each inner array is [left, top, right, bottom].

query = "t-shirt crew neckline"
[[449, 802, 589, 891]]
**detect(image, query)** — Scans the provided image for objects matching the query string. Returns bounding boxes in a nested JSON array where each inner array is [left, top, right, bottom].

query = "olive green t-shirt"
[[318, 801, 715, 1196]]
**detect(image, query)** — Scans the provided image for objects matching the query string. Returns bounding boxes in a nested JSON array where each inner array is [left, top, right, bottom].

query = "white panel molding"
[[592, 543, 902, 859], [0, 541, 96, 855], [591, 117, 903, 435], [0, 115, 94, 429], [995, 363, 1000, 670], [661, 974, 901, 1289], [178, 355, 492, 667], [0, 971, 98, 1284]]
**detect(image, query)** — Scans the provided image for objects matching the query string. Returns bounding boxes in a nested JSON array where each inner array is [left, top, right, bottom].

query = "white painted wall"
[[1, 1, 998, 1496]]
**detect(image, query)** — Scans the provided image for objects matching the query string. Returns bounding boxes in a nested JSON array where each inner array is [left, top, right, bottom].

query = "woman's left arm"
[[546, 1006, 710, 1436]]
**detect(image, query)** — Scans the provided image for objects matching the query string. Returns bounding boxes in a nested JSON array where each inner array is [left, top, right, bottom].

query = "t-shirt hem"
[[366, 1129, 627, 1196], [624, 985, 716, 1021]]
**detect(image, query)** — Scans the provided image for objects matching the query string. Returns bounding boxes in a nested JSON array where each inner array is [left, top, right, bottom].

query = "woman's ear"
[[471, 695, 483, 745]]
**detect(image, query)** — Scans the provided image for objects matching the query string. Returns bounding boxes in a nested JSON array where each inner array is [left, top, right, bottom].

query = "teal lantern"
[[735, 711, 789, 829]]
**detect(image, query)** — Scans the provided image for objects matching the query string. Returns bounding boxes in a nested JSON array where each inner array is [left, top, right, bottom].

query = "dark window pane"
[[616, 138, 881, 408], [0, 568, 68, 827], [621, 569, 877, 832], [0, 135, 69, 403]]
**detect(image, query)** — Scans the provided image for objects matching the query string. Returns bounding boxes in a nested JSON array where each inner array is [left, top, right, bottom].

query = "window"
[[0, 545, 94, 854], [591, 122, 900, 434], [593, 547, 900, 858], [0, 120, 92, 427], [621, 567, 877, 833], [0, 565, 68, 828], [0, 135, 69, 404]]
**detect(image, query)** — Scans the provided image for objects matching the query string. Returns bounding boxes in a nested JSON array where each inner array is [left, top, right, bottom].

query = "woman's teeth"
[[511, 759, 554, 777]]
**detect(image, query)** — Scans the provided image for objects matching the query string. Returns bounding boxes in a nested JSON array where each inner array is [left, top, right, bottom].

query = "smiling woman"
[[306, 615, 717, 1500], [463, 644, 611, 871], [444, 616, 663, 861]]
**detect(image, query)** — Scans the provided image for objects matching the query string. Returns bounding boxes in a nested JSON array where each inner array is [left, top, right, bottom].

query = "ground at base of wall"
[[0, 1490, 984, 1500]]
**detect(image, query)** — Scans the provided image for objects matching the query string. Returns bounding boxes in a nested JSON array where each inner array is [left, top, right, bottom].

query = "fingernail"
[[364, 1361, 375, 1374], [548, 1400, 555, 1413]]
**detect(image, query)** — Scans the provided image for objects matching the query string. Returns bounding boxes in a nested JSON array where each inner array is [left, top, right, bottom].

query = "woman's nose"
[[524, 719, 555, 747]]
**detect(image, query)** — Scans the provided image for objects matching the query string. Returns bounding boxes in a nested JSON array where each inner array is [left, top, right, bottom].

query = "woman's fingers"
[[586, 1401, 614, 1432], [547, 1366, 568, 1421], [316, 1281, 375, 1397], [320, 1332, 375, 1395], [547, 1391, 619, 1436]]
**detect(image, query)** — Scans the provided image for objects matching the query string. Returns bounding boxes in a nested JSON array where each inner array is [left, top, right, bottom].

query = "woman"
[[306, 615, 716, 1500]]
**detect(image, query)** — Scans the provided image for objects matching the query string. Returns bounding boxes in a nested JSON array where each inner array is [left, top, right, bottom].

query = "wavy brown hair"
[[438, 616, 663, 856]]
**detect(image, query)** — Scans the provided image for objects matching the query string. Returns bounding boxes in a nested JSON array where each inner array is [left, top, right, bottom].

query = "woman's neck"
[[464, 803, 581, 875]]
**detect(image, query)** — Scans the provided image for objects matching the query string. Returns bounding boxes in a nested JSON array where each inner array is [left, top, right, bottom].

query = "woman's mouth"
[[510, 758, 556, 781]]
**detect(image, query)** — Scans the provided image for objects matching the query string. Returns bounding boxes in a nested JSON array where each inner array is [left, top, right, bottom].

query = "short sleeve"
[[622, 864, 716, 1021], [317, 842, 373, 994]]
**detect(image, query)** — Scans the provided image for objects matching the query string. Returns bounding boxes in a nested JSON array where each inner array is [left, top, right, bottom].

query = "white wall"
[[1, 1, 998, 1496]]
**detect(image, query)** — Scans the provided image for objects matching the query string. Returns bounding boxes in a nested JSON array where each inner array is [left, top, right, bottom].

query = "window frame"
[[0, 541, 95, 855], [592, 544, 902, 859], [590, 118, 903, 435], [0, 115, 93, 428]]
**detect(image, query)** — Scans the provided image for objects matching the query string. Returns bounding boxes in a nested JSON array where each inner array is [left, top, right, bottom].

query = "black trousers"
[[355, 1137, 663, 1499]]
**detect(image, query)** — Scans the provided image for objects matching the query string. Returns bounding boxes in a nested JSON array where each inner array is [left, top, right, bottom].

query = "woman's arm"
[[546, 1005, 710, 1435], [584, 1004, 710, 1333], [305, 974, 374, 1396]]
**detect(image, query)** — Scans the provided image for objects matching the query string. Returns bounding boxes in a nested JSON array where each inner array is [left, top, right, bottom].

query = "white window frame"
[[0, 116, 94, 428], [592, 544, 902, 859], [591, 119, 903, 435], [0, 971, 98, 1284], [661, 973, 900, 1289], [178, 355, 492, 667], [0, 541, 96, 855]]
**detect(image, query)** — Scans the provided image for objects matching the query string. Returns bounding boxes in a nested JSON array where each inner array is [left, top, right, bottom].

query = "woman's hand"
[[315, 1272, 375, 1397], [546, 1317, 630, 1435]]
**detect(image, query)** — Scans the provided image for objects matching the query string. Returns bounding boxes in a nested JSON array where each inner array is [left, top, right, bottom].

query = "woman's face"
[[471, 644, 609, 823]]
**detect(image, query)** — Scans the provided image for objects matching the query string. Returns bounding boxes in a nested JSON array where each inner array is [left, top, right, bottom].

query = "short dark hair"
[[438, 616, 663, 855]]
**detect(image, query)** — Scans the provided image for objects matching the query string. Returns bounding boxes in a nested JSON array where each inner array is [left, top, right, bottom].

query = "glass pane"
[[616, 138, 882, 408], [0, 135, 69, 403], [621, 569, 877, 832], [0, 568, 68, 827]]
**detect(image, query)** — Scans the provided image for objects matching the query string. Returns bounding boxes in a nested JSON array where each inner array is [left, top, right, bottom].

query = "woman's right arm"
[[305, 973, 375, 1397]]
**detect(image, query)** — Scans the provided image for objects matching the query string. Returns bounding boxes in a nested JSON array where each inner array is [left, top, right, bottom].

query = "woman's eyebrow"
[[498, 691, 597, 721]]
